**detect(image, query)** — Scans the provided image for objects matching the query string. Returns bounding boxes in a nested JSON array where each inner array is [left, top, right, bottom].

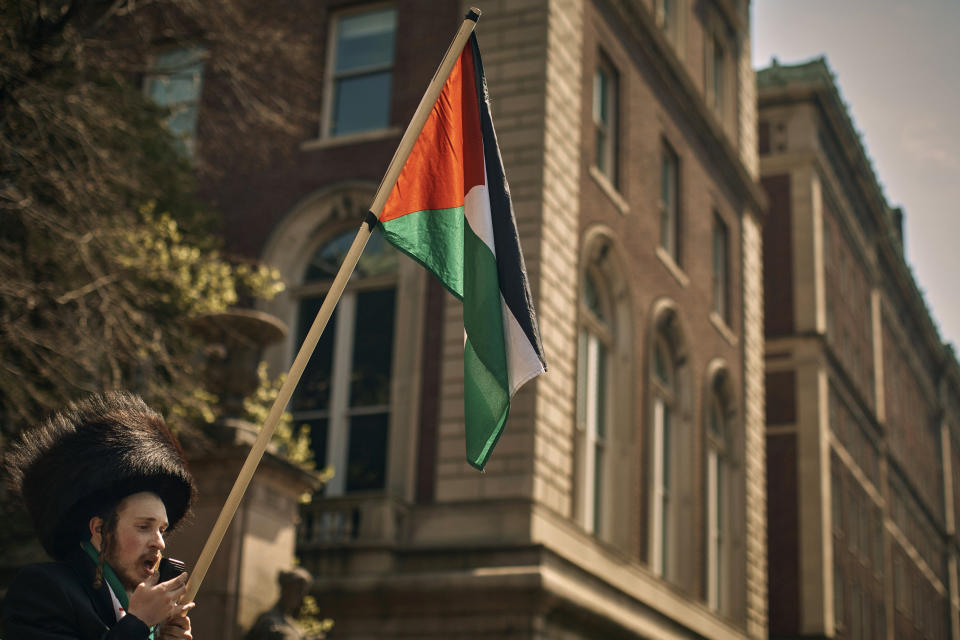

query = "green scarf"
[[81, 541, 156, 639]]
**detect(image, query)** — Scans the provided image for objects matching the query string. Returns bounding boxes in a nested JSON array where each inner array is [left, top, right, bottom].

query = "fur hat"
[[5, 391, 196, 559]]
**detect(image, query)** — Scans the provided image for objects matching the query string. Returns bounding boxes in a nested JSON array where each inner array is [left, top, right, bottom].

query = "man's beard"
[[107, 550, 161, 590]]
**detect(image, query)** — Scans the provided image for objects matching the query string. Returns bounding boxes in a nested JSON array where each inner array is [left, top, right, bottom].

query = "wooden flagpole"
[[183, 7, 481, 602]]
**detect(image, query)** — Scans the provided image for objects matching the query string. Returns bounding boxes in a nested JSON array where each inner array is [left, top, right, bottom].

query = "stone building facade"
[[759, 59, 960, 640], [189, 0, 766, 638]]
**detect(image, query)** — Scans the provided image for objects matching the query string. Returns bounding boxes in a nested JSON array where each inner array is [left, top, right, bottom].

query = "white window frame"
[[659, 142, 680, 263], [649, 335, 675, 577], [322, 4, 397, 139], [593, 52, 619, 187], [298, 289, 392, 496], [290, 234, 398, 497], [712, 211, 729, 323], [706, 390, 728, 611], [576, 270, 613, 537], [259, 185, 429, 505], [577, 331, 609, 535]]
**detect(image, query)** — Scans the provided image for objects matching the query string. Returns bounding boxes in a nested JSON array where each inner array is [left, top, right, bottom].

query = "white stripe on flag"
[[464, 176, 544, 395], [464, 181, 495, 253], [502, 299, 546, 395]]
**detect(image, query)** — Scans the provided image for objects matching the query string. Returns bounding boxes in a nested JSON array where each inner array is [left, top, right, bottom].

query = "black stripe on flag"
[[470, 34, 547, 371]]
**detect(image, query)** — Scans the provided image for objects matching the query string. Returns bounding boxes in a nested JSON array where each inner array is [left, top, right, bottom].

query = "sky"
[[752, 1, 960, 352]]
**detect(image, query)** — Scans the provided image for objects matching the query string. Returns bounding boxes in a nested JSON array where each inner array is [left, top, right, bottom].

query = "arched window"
[[706, 370, 732, 612], [574, 230, 632, 550], [645, 302, 695, 583], [292, 229, 399, 495], [576, 269, 612, 536], [649, 329, 676, 576]]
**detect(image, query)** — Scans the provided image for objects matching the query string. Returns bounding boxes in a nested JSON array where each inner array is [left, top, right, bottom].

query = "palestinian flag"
[[378, 33, 546, 470]]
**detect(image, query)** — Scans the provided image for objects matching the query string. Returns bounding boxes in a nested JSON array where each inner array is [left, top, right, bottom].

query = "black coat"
[[2, 547, 152, 640]]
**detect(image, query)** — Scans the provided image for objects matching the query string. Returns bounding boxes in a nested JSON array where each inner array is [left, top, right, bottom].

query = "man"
[[2, 392, 198, 639]]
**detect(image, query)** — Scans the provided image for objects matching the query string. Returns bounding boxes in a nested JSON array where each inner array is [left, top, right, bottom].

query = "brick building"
[[759, 58, 960, 640], [182, 0, 767, 637]]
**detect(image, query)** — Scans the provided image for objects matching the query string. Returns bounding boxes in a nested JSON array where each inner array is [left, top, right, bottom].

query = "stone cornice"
[[758, 58, 960, 392], [601, 0, 767, 217]]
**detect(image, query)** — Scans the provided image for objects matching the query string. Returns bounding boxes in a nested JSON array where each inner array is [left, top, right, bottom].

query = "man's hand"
[[157, 604, 195, 640], [127, 571, 191, 627]]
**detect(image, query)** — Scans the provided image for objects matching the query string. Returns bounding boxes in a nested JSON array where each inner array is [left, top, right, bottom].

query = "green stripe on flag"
[[462, 216, 508, 389], [464, 337, 509, 467], [381, 204, 513, 469], [463, 219, 509, 468], [380, 207, 466, 299]]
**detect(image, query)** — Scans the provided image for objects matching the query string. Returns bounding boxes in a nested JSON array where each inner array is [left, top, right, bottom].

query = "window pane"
[[346, 412, 389, 491], [335, 8, 397, 73], [306, 229, 398, 280], [583, 272, 606, 323], [148, 48, 204, 105], [712, 38, 725, 109], [293, 295, 337, 412], [359, 231, 400, 277], [594, 128, 607, 175], [576, 331, 588, 428], [306, 231, 355, 280], [594, 67, 608, 128], [595, 343, 607, 439], [148, 75, 201, 106], [653, 338, 673, 388], [145, 47, 204, 155], [594, 68, 608, 172], [716, 454, 724, 535], [709, 398, 723, 438], [713, 215, 729, 319], [593, 58, 617, 183], [303, 417, 329, 475], [660, 147, 678, 256], [350, 288, 396, 407], [332, 72, 393, 135], [165, 104, 199, 138], [662, 404, 671, 492]]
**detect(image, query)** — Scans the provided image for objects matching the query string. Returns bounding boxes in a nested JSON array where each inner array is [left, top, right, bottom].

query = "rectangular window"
[[706, 32, 726, 119], [325, 6, 397, 137], [712, 38, 725, 113], [593, 53, 619, 186], [713, 212, 729, 322], [295, 287, 395, 495], [659, 142, 680, 263], [145, 47, 207, 157]]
